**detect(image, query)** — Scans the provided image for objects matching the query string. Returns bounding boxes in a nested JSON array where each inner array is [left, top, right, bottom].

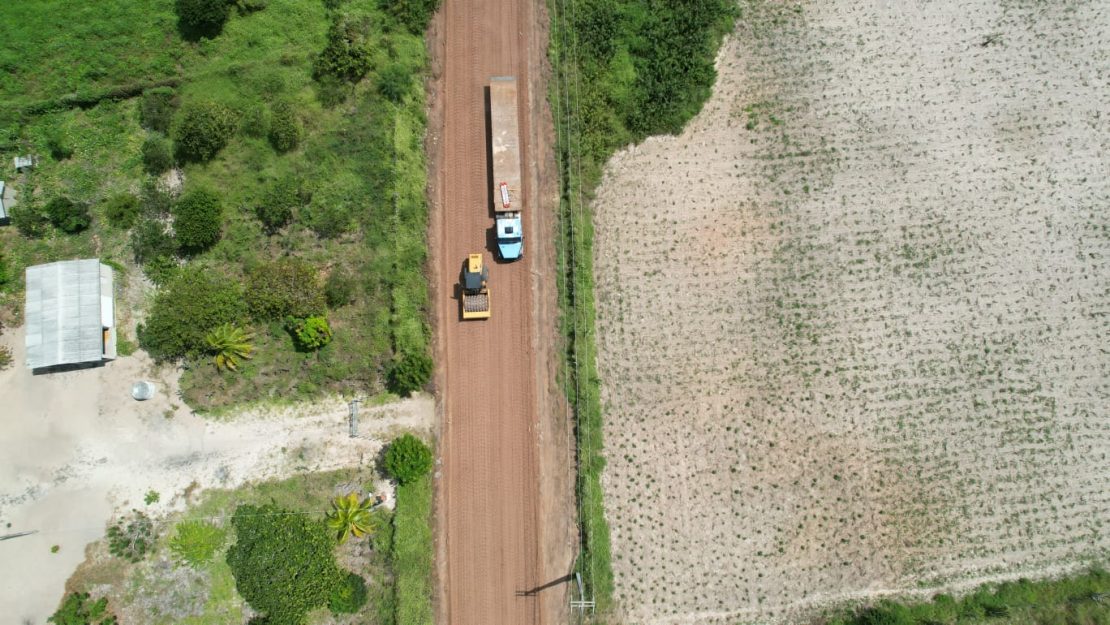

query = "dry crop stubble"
[[592, 0, 1110, 623]]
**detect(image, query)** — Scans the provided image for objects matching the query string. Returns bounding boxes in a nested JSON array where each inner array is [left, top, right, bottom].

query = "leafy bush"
[[386, 351, 432, 396], [255, 177, 301, 233], [141, 178, 175, 217], [107, 510, 155, 563], [301, 200, 351, 239], [0, 345, 12, 370], [268, 101, 302, 152], [234, 0, 268, 14], [45, 123, 74, 160], [173, 99, 238, 162], [0, 251, 11, 292], [384, 434, 433, 484], [12, 203, 51, 238], [142, 135, 175, 174], [205, 322, 254, 371], [377, 63, 411, 103], [313, 15, 372, 83], [45, 196, 91, 233], [139, 266, 246, 359], [102, 193, 140, 229], [140, 87, 179, 133], [130, 218, 177, 264], [385, 0, 441, 34], [226, 504, 347, 624], [169, 520, 227, 568], [49, 592, 118, 625], [324, 267, 356, 308], [287, 315, 332, 351], [173, 187, 223, 252], [245, 258, 325, 320], [175, 0, 231, 37], [328, 572, 368, 614]]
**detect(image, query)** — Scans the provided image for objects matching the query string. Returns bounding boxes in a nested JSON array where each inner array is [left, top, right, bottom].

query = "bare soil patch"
[[591, 1, 1110, 623]]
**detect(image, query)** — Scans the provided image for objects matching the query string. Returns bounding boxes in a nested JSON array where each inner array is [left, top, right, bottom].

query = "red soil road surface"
[[433, 0, 545, 622]]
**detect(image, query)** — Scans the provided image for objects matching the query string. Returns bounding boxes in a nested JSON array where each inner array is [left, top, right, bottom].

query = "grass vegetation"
[[822, 568, 1110, 625], [0, 0, 433, 409], [392, 473, 434, 625], [547, 0, 736, 613]]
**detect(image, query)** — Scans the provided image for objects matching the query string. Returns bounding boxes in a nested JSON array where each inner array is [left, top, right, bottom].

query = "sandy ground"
[[426, 0, 572, 621], [0, 326, 433, 624], [591, 0, 1110, 623]]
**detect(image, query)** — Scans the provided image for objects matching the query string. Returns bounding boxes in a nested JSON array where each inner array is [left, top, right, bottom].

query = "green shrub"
[[173, 99, 238, 162], [175, 0, 231, 37], [141, 135, 175, 174], [12, 203, 51, 238], [45, 123, 74, 160], [143, 255, 181, 286], [174, 187, 223, 252], [130, 218, 177, 264], [324, 267, 356, 308], [385, 0, 441, 34], [287, 315, 332, 351], [139, 87, 178, 133], [245, 258, 325, 320], [169, 520, 227, 568], [226, 504, 347, 624], [106, 510, 155, 563], [301, 200, 351, 239], [102, 193, 140, 229], [386, 351, 432, 396], [0, 251, 11, 292], [313, 15, 372, 83], [234, 0, 268, 14], [139, 266, 246, 359], [328, 572, 368, 614], [49, 592, 117, 625], [384, 434, 433, 484], [255, 178, 300, 233], [377, 63, 411, 103], [268, 101, 302, 152], [241, 102, 270, 138], [45, 196, 91, 233]]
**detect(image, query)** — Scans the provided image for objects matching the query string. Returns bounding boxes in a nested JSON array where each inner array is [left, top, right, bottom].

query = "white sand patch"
[[0, 325, 433, 623]]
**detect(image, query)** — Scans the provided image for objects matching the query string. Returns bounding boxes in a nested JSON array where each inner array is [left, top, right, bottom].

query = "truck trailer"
[[489, 76, 523, 261]]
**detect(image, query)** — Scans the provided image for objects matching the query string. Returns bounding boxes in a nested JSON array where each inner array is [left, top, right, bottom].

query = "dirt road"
[[428, 0, 568, 623]]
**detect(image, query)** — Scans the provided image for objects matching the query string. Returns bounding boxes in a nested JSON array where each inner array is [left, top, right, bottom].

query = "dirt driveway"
[[0, 327, 433, 623]]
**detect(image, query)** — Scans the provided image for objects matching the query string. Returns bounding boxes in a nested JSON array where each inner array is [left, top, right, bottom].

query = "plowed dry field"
[[592, 1, 1110, 623]]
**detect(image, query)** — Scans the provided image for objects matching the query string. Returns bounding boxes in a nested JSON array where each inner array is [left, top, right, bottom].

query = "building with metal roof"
[[0, 180, 10, 223], [24, 259, 117, 370]]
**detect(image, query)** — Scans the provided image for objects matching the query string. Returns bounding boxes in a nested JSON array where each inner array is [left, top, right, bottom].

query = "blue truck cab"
[[496, 214, 523, 261]]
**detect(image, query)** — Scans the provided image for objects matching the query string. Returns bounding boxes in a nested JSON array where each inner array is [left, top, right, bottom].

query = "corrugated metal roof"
[[0, 181, 6, 220], [25, 259, 115, 369]]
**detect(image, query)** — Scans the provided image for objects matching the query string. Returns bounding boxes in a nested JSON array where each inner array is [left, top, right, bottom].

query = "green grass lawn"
[[0, 0, 430, 410]]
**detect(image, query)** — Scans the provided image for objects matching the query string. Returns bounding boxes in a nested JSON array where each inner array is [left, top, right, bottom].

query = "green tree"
[[205, 322, 254, 371], [327, 573, 368, 614], [287, 315, 332, 351], [142, 135, 174, 174], [102, 193, 140, 229], [255, 177, 301, 233], [49, 592, 118, 625], [175, 0, 231, 38], [226, 504, 347, 624], [313, 15, 372, 83], [106, 510, 155, 563], [174, 187, 223, 252], [173, 100, 238, 162], [383, 434, 433, 484], [45, 197, 91, 233], [387, 350, 432, 396], [246, 258, 325, 320], [268, 101, 302, 152], [139, 266, 246, 359], [326, 493, 376, 544], [385, 0, 441, 34], [12, 203, 51, 238]]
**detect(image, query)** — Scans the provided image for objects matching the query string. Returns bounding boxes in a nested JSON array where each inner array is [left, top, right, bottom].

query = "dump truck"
[[490, 76, 523, 261], [461, 253, 491, 320]]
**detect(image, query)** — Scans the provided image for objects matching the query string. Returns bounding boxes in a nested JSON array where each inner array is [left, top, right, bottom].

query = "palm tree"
[[204, 323, 254, 372], [326, 492, 376, 544]]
